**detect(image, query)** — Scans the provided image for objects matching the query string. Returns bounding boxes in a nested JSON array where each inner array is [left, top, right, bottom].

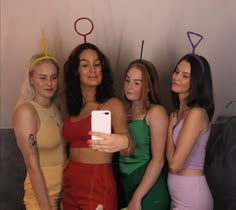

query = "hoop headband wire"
[[187, 31, 205, 73], [74, 17, 94, 43]]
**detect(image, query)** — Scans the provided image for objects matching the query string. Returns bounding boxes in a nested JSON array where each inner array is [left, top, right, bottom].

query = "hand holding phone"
[[91, 110, 111, 140]]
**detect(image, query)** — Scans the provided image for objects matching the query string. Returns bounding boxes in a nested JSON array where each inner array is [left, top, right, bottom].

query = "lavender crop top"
[[173, 119, 210, 170]]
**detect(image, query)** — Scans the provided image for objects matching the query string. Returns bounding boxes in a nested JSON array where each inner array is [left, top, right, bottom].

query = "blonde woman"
[[13, 54, 66, 210]]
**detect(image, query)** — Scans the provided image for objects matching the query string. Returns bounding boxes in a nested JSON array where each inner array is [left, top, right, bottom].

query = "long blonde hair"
[[14, 53, 59, 109]]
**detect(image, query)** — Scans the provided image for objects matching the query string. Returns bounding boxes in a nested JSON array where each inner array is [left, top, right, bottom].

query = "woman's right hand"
[[87, 131, 129, 153], [169, 112, 178, 130]]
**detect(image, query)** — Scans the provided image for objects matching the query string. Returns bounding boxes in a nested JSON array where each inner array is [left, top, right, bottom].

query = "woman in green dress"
[[119, 59, 170, 210]]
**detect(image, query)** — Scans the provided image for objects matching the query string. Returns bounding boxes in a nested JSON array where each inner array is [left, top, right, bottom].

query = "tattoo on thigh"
[[28, 134, 38, 153]]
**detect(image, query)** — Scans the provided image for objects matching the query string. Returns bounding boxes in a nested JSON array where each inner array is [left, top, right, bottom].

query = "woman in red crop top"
[[62, 42, 134, 210], [166, 52, 215, 210]]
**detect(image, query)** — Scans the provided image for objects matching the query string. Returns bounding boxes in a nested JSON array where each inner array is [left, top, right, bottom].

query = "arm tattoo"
[[28, 134, 38, 154]]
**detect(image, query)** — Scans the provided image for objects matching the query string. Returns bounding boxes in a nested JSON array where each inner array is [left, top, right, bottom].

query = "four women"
[[13, 37, 215, 210]]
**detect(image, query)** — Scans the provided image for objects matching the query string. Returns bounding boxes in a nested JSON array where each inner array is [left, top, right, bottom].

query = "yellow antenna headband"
[[30, 29, 58, 68]]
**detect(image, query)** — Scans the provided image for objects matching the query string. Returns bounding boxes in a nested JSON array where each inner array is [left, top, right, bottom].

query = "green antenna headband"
[[139, 40, 154, 82]]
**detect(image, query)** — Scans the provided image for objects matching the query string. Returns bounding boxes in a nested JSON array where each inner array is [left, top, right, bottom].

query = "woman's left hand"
[[87, 131, 129, 153], [127, 196, 142, 210]]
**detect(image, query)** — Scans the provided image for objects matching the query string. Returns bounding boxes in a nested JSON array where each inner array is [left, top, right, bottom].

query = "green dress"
[[119, 117, 170, 210]]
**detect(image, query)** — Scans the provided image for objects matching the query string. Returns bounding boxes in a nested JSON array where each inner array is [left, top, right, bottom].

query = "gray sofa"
[[0, 129, 26, 210]]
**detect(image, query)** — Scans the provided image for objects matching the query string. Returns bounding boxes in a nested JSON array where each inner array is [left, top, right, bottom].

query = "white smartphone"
[[91, 110, 111, 140]]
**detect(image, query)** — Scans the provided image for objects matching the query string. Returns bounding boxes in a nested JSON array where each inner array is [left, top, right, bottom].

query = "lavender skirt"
[[168, 173, 213, 210]]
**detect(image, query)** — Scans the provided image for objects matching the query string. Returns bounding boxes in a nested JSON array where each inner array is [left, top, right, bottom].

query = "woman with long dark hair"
[[62, 43, 134, 210], [167, 53, 214, 210]]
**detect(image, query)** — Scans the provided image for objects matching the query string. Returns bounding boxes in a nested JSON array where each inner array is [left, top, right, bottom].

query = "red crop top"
[[62, 115, 91, 148]]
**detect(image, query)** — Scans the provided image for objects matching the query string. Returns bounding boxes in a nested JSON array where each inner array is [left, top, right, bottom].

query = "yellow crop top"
[[29, 101, 66, 167]]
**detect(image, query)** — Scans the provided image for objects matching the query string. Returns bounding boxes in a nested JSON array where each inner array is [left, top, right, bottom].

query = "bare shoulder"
[[147, 104, 168, 118], [146, 104, 168, 125], [106, 97, 123, 106], [103, 97, 124, 110], [13, 102, 38, 126], [185, 107, 209, 131], [13, 102, 36, 116], [187, 107, 208, 121]]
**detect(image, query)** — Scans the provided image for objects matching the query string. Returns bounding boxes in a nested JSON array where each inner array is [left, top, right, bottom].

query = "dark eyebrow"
[[134, 79, 143, 82], [125, 74, 142, 82], [176, 66, 191, 75], [182, 71, 191, 76], [38, 73, 58, 76], [79, 59, 88, 62], [80, 58, 100, 62], [38, 74, 48, 77]]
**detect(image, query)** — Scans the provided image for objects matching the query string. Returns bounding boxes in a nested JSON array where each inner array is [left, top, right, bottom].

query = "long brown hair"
[[124, 59, 161, 109]]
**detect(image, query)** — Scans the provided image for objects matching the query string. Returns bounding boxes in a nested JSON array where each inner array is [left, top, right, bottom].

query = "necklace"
[[49, 104, 60, 127]]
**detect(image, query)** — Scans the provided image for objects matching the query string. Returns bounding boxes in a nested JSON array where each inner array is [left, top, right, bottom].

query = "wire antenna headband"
[[74, 17, 94, 43], [187, 31, 203, 54], [186, 31, 205, 73], [138, 40, 154, 82], [30, 29, 57, 68], [140, 40, 145, 61]]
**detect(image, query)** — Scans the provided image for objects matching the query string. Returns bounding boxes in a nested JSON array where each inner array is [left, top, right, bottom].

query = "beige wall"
[[1, 0, 236, 128]]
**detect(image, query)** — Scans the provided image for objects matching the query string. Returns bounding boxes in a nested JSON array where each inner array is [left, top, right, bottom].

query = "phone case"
[[91, 110, 111, 140]]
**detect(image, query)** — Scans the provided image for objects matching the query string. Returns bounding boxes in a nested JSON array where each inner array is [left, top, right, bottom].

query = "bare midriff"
[[174, 168, 204, 176], [70, 148, 113, 164]]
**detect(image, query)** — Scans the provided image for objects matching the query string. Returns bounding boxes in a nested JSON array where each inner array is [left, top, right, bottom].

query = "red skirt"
[[62, 160, 117, 210]]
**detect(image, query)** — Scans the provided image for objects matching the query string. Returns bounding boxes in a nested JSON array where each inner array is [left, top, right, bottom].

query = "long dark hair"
[[64, 43, 115, 116], [171, 54, 215, 121]]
